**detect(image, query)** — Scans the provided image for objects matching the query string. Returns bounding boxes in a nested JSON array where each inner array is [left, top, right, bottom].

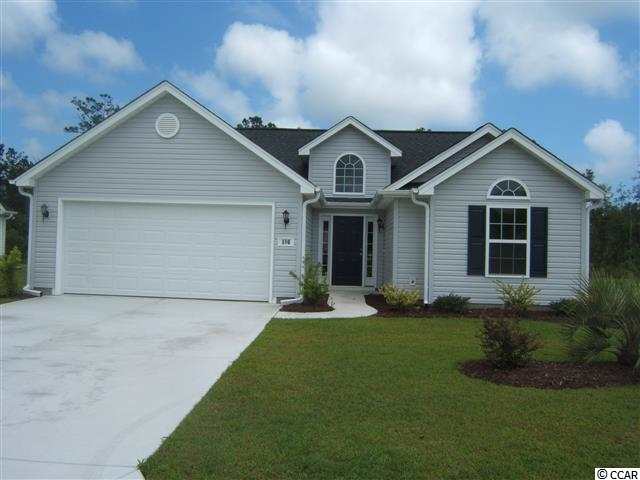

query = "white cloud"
[[182, 3, 482, 128], [584, 120, 638, 181], [0, 0, 58, 53], [480, 2, 629, 95], [173, 68, 252, 123], [1, 73, 73, 133], [22, 137, 47, 161], [1, 0, 143, 80], [43, 30, 143, 79]]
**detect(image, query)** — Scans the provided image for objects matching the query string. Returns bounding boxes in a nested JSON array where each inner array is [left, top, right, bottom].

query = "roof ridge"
[[237, 127, 474, 134]]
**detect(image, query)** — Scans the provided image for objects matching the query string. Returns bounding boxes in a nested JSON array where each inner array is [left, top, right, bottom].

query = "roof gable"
[[297, 116, 402, 157], [417, 128, 605, 200], [12, 81, 316, 194]]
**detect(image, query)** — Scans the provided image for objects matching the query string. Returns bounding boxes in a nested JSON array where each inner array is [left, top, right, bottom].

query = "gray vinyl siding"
[[430, 141, 584, 305], [309, 126, 390, 197], [395, 199, 424, 293], [31, 94, 302, 298], [305, 208, 318, 259], [383, 201, 395, 284]]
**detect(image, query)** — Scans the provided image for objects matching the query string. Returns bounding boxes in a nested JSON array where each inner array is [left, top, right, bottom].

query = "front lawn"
[[140, 317, 639, 479]]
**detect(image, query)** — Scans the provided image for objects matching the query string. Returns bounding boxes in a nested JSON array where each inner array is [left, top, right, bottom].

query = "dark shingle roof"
[[238, 127, 472, 182]]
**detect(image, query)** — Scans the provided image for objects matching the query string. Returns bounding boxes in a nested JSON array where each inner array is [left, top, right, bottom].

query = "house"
[[11, 81, 604, 304], [0, 203, 17, 256]]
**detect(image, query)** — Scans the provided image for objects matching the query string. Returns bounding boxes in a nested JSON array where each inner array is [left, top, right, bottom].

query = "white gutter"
[[282, 190, 322, 305], [17, 187, 41, 296], [411, 189, 430, 304]]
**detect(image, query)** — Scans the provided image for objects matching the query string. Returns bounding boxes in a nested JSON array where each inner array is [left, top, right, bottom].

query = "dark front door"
[[332, 216, 363, 286]]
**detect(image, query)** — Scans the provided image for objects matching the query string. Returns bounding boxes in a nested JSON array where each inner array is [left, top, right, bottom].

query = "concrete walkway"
[[274, 289, 377, 319]]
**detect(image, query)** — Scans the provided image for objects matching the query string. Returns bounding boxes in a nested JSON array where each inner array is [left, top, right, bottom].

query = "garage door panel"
[[62, 202, 271, 301]]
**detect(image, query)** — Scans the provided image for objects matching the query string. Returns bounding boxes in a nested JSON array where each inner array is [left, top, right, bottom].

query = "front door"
[[332, 216, 363, 286]]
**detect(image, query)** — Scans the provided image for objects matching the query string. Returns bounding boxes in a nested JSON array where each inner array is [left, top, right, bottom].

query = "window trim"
[[332, 152, 366, 196], [484, 204, 531, 278], [486, 177, 530, 200]]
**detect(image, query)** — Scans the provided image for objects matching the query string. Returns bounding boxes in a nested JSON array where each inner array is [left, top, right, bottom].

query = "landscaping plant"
[[379, 284, 421, 312], [549, 298, 579, 317], [563, 270, 640, 369], [289, 257, 328, 306], [494, 280, 540, 316], [478, 317, 541, 369], [0, 247, 23, 297], [432, 293, 470, 314]]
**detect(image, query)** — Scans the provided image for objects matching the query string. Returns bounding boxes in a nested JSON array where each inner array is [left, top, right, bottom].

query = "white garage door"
[[61, 201, 272, 301]]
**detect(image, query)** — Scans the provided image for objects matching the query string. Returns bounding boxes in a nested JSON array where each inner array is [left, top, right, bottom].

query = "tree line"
[[1, 94, 638, 278]]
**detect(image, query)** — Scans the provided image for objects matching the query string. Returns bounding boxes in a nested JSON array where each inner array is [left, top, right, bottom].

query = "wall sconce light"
[[377, 217, 384, 232], [282, 209, 290, 228], [41, 204, 50, 222]]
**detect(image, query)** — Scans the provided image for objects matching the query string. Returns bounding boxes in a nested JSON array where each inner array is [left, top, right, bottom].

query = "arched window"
[[487, 178, 530, 199], [334, 154, 364, 193]]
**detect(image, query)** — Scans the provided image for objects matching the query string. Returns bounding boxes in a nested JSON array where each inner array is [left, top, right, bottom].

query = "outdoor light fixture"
[[41, 204, 50, 222], [377, 217, 384, 232], [282, 209, 290, 228]]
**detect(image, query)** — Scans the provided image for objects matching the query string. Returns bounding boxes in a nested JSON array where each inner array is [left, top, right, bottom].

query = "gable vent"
[[155, 113, 180, 138]]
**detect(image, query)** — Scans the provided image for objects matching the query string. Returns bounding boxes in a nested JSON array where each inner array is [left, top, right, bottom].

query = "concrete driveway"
[[1, 295, 277, 479]]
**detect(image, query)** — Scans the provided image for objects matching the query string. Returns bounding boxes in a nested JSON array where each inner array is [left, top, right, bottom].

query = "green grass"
[[140, 317, 639, 479]]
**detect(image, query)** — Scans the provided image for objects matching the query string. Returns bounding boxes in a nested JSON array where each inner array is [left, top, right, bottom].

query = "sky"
[[1, 0, 639, 187]]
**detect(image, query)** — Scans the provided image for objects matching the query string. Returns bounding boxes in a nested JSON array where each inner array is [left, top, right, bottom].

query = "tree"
[[415, 127, 426, 132], [0, 145, 33, 254], [64, 94, 120, 134], [236, 116, 277, 129]]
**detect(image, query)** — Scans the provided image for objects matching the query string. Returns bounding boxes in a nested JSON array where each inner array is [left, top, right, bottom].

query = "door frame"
[[317, 213, 378, 288], [54, 197, 276, 302]]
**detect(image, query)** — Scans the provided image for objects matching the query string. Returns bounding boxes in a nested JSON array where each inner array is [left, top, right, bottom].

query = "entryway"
[[332, 216, 363, 286]]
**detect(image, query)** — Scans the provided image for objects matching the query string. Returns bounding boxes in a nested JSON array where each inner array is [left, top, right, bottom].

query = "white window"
[[334, 154, 364, 194], [487, 178, 530, 199], [321, 219, 330, 276], [486, 206, 530, 276]]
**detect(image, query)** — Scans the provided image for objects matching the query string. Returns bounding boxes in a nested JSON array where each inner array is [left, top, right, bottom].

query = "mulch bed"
[[280, 295, 334, 313], [459, 359, 639, 389], [365, 294, 562, 321]]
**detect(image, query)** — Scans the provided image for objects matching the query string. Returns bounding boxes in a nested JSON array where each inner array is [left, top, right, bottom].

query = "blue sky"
[[1, 1, 638, 186]]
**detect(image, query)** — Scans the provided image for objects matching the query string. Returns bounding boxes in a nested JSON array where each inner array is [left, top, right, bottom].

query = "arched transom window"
[[335, 154, 364, 193], [488, 178, 529, 199]]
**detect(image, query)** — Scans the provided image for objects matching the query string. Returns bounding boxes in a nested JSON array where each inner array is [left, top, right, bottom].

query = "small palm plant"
[[562, 270, 640, 369]]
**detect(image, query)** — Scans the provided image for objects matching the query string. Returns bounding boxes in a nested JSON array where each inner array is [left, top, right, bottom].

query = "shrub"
[[549, 298, 578, 317], [563, 270, 640, 369], [432, 293, 470, 314], [478, 317, 541, 369], [289, 257, 328, 306], [0, 247, 23, 297], [494, 280, 540, 316], [380, 284, 421, 311]]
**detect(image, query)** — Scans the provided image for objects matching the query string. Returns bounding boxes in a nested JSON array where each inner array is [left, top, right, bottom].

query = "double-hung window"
[[334, 154, 364, 194], [487, 207, 529, 276]]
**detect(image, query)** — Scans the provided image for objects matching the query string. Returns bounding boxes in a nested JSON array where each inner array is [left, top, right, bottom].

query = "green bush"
[[494, 280, 540, 316], [563, 270, 640, 369], [289, 257, 328, 306], [0, 247, 23, 297], [432, 293, 470, 314], [379, 284, 421, 311], [549, 298, 578, 317], [478, 317, 541, 369]]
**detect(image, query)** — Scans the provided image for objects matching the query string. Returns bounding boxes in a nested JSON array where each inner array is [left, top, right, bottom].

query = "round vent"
[[155, 113, 180, 138]]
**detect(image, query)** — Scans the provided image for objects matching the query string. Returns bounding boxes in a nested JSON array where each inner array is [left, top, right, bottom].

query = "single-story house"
[[0, 203, 17, 257], [11, 81, 605, 304]]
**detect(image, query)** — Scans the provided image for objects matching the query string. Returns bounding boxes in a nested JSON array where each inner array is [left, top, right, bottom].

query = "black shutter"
[[467, 205, 486, 275], [530, 207, 548, 278]]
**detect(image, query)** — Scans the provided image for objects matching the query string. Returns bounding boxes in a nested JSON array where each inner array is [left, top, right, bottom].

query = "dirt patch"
[[280, 295, 334, 313], [459, 359, 639, 389], [0, 294, 34, 305], [365, 294, 562, 321]]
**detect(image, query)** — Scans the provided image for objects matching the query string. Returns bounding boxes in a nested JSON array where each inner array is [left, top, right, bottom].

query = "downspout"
[[17, 186, 41, 296], [582, 199, 600, 280], [411, 189, 430, 304], [281, 190, 321, 305]]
